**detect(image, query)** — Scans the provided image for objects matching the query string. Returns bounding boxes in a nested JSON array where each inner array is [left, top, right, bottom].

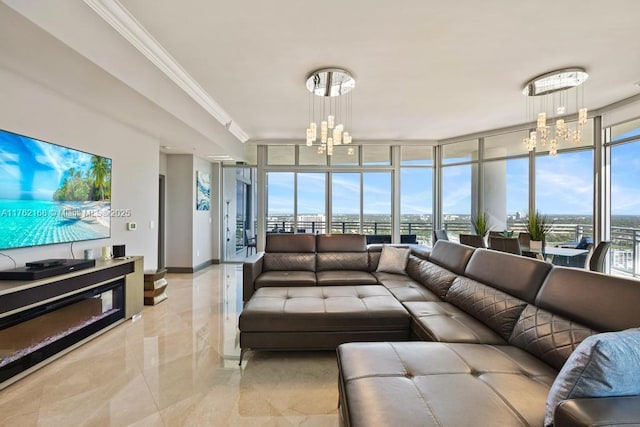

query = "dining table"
[[521, 245, 589, 267]]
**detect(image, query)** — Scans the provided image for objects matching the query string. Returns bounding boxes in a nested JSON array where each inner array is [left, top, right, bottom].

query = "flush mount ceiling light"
[[522, 67, 589, 156], [305, 67, 355, 156]]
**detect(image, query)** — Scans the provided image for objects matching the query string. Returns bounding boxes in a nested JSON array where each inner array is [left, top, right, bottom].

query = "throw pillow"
[[376, 245, 410, 275], [575, 237, 593, 250], [544, 328, 640, 427]]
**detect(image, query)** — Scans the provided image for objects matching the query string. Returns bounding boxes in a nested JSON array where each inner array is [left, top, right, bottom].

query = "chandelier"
[[522, 68, 589, 156], [305, 68, 355, 156]]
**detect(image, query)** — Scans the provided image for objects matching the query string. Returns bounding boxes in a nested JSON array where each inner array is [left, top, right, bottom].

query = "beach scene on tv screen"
[[0, 130, 111, 250]]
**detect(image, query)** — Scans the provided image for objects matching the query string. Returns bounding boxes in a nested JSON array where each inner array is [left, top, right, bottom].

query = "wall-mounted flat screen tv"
[[0, 129, 112, 251]]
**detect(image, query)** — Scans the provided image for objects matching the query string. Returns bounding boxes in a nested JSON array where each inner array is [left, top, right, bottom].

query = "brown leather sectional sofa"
[[241, 234, 640, 426]]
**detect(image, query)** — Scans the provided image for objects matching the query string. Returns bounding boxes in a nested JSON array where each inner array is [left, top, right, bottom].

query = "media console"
[[0, 256, 143, 390]]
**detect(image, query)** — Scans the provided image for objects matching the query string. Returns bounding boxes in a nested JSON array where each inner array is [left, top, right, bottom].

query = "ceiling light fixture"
[[522, 67, 589, 156], [305, 68, 355, 156]]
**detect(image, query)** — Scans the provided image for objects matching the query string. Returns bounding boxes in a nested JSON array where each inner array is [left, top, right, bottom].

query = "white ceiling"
[[4, 0, 640, 158]]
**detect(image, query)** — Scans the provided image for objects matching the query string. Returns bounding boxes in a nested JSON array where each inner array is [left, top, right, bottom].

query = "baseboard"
[[193, 259, 214, 272], [166, 259, 218, 274], [166, 267, 193, 273]]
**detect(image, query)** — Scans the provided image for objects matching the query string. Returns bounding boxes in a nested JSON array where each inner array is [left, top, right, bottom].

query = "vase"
[[529, 240, 543, 252]]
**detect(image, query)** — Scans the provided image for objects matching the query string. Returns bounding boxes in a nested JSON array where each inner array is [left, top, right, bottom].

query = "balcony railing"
[[264, 218, 640, 278]]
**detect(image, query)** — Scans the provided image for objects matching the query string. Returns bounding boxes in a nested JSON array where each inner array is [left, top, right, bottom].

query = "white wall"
[[0, 67, 159, 271], [159, 152, 168, 176], [166, 155, 193, 268], [165, 155, 220, 270]]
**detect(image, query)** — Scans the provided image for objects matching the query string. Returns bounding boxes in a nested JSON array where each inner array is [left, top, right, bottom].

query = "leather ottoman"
[[337, 341, 556, 427], [239, 285, 410, 363]]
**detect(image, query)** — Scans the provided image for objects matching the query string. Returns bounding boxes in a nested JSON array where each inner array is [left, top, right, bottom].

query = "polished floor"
[[0, 265, 339, 426]]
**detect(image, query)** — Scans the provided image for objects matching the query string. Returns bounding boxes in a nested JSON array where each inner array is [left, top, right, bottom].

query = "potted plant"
[[471, 212, 490, 236], [524, 211, 553, 251]]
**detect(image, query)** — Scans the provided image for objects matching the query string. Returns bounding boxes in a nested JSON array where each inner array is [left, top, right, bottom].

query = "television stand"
[[0, 257, 143, 389]]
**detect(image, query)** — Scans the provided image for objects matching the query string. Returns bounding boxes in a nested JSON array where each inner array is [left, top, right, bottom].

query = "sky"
[[266, 126, 640, 217]]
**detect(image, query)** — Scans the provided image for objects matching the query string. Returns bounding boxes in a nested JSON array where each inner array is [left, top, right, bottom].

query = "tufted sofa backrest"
[[316, 234, 369, 271], [428, 240, 475, 275], [263, 234, 316, 272], [464, 248, 552, 304]]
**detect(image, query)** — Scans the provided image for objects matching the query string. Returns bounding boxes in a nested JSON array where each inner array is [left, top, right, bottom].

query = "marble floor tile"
[[0, 265, 339, 426]]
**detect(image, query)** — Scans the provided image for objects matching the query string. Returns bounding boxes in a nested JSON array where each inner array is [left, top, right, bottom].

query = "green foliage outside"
[[53, 156, 111, 202]]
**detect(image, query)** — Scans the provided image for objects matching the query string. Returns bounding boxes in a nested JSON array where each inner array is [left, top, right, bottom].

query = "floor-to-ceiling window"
[[222, 166, 257, 262], [266, 172, 294, 232], [608, 117, 640, 277], [297, 173, 326, 234], [331, 172, 361, 233], [535, 120, 594, 246], [400, 146, 433, 245], [442, 139, 477, 241], [362, 172, 391, 235]]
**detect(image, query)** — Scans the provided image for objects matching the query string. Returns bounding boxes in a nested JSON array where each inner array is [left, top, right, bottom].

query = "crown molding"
[[83, 0, 249, 143], [227, 121, 249, 143]]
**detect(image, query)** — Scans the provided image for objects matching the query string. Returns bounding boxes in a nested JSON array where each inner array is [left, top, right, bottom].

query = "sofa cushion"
[[445, 276, 528, 341], [337, 342, 556, 427], [544, 328, 640, 427], [316, 234, 367, 252], [536, 267, 640, 332], [263, 253, 316, 272], [239, 286, 410, 332], [464, 248, 552, 303], [316, 252, 369, 271], [404, 301, 506, 344], [374, 272, 441, 302], [376, 245, 410, 274], [265, 233, 316, 252], [428, 240, 475, 275], [406, 256, 457, 299], [509, 305, 597, 370], [254, 271, 317, 288], [316, 270, 378, 286]]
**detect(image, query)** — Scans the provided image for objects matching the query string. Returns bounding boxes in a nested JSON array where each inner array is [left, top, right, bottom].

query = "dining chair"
[[517, 232, 531, 248], [245, 229, 257, 256], [366, 234, 392, 244], [433, 229, 449, 243], [589, 241, 611, 273], [400, 234, 418, 244], [565, 243, 593, 268], [459, 234, 486, 248], [489, 236, 522, 255]]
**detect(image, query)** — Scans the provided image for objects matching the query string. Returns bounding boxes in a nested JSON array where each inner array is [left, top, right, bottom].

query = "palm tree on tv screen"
[[89, 156, 110, 201]]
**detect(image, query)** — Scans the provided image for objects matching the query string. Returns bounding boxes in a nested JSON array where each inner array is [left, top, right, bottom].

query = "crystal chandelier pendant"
[[522, 67, 588, 156], [572, 129, 581, 144], [310, 122, 317, 141], [305, 68, 355, 154], [320, 121, 328, 143], [536, 112, 547, 130], [578, 108, 588, 126], [306, 128, 313, 146]]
